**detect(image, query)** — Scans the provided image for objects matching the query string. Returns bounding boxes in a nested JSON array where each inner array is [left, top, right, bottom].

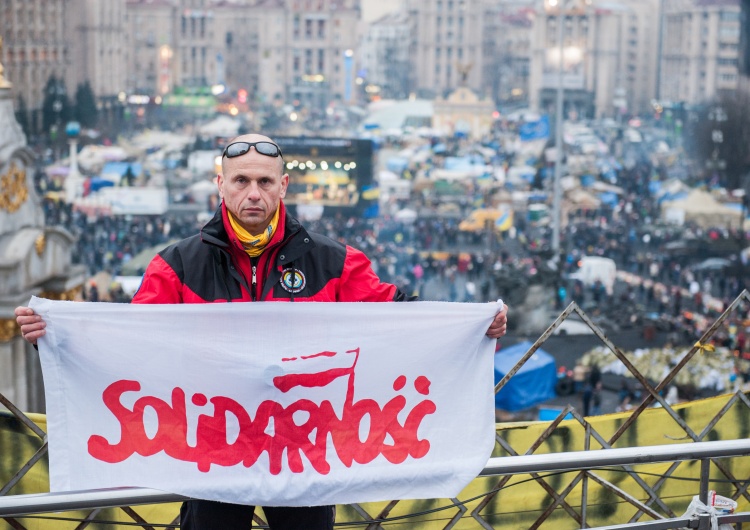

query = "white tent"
[[199, 116, 240, 137], [661, 189, 742, 228], [188, 179, 218, 205]]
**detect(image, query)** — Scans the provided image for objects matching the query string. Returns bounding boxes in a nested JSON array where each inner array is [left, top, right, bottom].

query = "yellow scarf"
[[228, 208, 280, 258]]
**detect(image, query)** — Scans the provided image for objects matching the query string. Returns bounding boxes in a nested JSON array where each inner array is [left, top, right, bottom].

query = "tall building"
[[214, 3, 261, 101], [406, 0, 487, 99], [65, 0, 127, 101], [0, 0, 67, 131], [359, 10, 413, 99], [125, 0, 360, 109], [529, 0, 660, 119], [124, 0, 178, 95], [483, 0, 534, 109], [254, 0, 362, 108], [125, 0, 261, 99], [660, 0, 741, 103]]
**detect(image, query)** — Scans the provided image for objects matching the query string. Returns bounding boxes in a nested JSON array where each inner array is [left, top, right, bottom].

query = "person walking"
[[16, 133, 509, 530]]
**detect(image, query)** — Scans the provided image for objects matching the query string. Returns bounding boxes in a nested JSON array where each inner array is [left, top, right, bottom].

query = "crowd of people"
[[31, 131, 749, 331]]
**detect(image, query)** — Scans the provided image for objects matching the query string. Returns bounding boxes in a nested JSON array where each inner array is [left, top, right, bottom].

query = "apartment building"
[[482, 0, 534, 108], [660, 0, 741, 103], [253, 0, 361, 107], [65, 0, 127, 103], [529, 0, 660, 119], [359, 10, 413, 99], [405, 0, 488, 99], [125, 0, 360, 108], [124, 0, 178, 95], [0, 0, 67, 130], [1, 0, 747, 131]]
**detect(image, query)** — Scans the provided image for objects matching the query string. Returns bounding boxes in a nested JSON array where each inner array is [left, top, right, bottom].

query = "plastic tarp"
[[386, 157, 409, 174], [494, 341, 557, 412], [102, 162, 142, 178], [88, 177, 115, 192]]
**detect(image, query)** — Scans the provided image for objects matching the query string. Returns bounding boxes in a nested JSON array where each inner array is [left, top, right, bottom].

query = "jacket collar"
[[201, 201, 306, 256]]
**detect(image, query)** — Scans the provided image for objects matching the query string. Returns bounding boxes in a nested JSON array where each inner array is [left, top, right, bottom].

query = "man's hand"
[[15, 306, 45, 346], [486, 305, 508, 339]]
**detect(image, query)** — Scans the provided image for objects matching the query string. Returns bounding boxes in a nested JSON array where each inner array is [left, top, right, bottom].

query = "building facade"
[[124, 0, 178, 95], [359, 10, 413, 99], [0, 0, 67, 132], [482, 1, 534, 110], [254, 0, 362, 108], [405, 0, 487, 99], [65, 0, 127, 101], [529, 0, 660, 119], [0, 0, 747, 133], [660, 0, 741, 103]]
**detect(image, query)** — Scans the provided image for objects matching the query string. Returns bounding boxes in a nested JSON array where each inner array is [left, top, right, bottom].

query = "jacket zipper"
[[251, 259, 258, 301]]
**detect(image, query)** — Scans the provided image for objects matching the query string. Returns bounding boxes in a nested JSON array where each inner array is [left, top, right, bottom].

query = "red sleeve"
[[131, 254, 183, 304], [336, 246, 398, 302]]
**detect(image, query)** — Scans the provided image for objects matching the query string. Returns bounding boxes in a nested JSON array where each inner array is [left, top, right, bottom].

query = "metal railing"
[[3, 290, 750, 529], [2, 438, 750, 529]]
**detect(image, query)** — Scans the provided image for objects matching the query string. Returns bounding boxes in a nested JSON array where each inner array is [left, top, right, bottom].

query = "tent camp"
[[494, 341, 557, 412], [120, 239, 181, 276]]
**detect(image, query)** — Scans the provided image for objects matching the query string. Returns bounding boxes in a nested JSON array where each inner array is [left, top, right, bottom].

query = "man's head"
[[218, 133, 288, 234]]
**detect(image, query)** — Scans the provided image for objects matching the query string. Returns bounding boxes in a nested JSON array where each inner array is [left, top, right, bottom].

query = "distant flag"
[[496, 209, 514, 232], [519, 116, 550, 142]]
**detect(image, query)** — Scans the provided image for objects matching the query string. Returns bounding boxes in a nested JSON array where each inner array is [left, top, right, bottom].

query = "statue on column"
[[0, 36, 12, 89], [0, 36, 85, 412], [456, 61, 474, 87]]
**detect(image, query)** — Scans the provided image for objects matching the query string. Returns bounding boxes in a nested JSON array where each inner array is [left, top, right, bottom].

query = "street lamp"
[[549, 0, 565, 258], [707, 105, 727, 185]]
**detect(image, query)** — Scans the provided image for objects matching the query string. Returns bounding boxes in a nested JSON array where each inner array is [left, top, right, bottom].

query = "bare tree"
[[684, 90, 750, 189]]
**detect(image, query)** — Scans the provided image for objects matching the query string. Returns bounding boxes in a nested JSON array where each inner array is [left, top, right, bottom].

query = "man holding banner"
[[16, 133, 508, 530]]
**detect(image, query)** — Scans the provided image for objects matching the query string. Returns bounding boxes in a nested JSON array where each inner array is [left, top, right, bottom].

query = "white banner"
[[30, 297, 500, 506]]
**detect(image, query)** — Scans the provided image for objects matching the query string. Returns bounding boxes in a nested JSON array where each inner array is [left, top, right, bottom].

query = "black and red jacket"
[[132, 201, 406, 304]]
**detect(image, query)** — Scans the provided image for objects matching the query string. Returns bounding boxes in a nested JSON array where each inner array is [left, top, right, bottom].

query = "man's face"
[[218, 135, 288, 234]]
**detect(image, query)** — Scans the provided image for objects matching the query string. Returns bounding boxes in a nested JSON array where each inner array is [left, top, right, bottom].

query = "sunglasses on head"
[[222, 141, 284, 159]]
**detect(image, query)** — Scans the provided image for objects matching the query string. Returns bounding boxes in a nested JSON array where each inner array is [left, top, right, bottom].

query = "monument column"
[[0, 38, 86, 413]]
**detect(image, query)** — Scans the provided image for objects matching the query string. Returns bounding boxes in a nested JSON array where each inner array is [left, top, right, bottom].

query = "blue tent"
[[493, 341, 557, 412], [102, 162, 142, 178]]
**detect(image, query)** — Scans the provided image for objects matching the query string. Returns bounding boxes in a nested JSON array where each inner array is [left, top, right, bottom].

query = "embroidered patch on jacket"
[[280, 268, 306, 293]]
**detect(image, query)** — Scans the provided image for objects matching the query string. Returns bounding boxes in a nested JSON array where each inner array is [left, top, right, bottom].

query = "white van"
[[569, 256, 617, 295]]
